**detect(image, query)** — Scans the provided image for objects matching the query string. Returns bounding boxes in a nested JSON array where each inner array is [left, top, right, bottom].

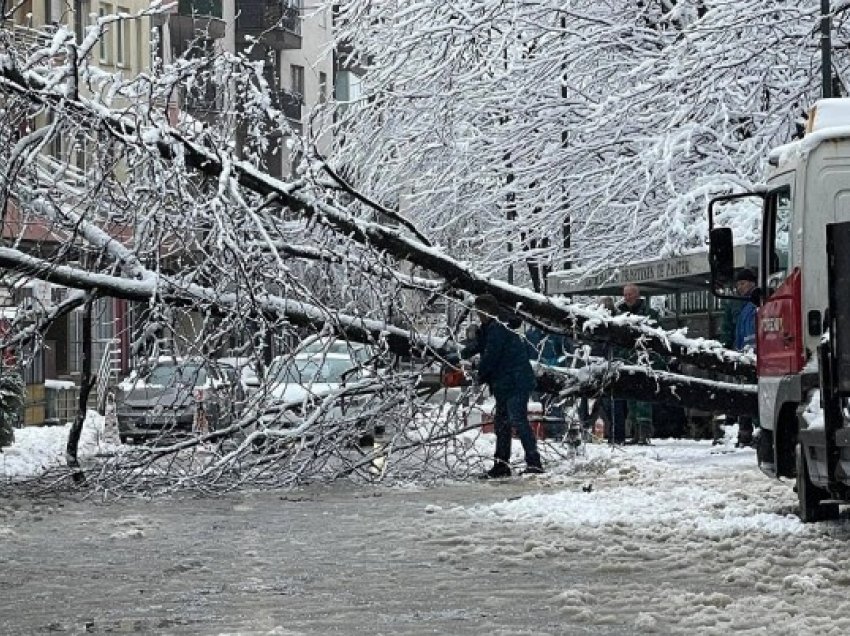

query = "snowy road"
[[3, 438, 850, 634]]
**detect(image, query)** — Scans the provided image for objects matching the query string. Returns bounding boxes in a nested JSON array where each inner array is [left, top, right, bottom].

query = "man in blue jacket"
[[462, 294, 544, 478], [733, 268, 761, 446], [734, 269, 760, 351]]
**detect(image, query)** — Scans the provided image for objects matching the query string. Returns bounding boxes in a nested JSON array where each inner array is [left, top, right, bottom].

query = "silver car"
[[116, 359, 245, 445]]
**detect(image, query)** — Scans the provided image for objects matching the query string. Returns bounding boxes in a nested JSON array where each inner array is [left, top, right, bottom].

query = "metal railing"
[[238, 1, 301, 36], [272, 88, 302, 122], [4, 23, 61, 56], [177, 0, 223, 19], [95, 338, 121, 415]]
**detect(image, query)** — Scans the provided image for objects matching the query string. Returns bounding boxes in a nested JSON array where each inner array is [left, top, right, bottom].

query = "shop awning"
[[546, 244, 760, 297]]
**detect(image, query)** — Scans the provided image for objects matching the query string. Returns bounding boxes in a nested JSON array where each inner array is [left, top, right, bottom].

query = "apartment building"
[[158, 1, 334, 175], [1, 1, 336, 424]]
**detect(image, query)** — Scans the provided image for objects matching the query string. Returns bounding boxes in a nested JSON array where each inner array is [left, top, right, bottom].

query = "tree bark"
[[65, 294, 94, 484], [534, 364, 758, 418]]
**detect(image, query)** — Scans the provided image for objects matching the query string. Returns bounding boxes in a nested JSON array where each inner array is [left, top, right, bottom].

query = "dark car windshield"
[[271, 357, 356, 385], [146, 363, 209, 387]]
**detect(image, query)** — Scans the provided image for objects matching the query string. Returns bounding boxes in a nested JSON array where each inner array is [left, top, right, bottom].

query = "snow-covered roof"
[[806, 98, 850, 133], [770, 98, 850, 166]]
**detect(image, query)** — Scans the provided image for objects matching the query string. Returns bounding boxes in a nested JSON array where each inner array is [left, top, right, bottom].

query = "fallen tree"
[[0, 14, 758, 494], [0, 58, 756, 381]]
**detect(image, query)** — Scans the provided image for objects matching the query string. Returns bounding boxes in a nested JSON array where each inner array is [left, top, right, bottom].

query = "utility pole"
[[822, 0, 832, 98]]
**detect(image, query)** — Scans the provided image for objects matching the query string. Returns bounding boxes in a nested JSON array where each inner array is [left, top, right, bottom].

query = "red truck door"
[[757, 267, 805, 376]]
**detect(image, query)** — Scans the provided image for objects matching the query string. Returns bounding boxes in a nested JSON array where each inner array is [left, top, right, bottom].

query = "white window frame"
[[318, 71, 327, 103], [290, 64, 305, 101], [99, 5, 112, 64], [116, 8, 129, 68]]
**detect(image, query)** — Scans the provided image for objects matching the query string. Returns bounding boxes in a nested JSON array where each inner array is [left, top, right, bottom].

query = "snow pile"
[[0, 411, 112, 478], [456, 438, 809, 540]]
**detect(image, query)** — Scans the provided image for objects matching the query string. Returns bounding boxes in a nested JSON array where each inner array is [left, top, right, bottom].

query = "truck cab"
[[710, 99, 850, 521]]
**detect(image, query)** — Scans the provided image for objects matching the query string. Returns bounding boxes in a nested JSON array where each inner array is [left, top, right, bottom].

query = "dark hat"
[[734, 268, 757, 283], [473, 293, 500, 314]]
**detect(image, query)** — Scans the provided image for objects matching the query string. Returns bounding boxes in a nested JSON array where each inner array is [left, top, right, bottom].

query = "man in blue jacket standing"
[[733, 268, 761, 446], [462, 294, 544, 478]]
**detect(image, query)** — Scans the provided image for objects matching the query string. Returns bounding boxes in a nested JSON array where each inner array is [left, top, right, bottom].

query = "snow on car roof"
[[292, 351, 357, 360]]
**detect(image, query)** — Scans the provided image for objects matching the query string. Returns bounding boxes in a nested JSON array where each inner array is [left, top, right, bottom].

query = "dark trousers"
[[609, 398, 627, 444], [493, 390, 541, 467], [738, 416, 754, 444]]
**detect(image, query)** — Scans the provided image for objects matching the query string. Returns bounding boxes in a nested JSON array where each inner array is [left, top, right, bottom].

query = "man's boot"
[[521, 453, 545, 475], [480, 461, 512, 479]]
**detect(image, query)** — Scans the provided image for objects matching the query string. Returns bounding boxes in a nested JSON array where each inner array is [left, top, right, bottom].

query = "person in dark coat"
[[461, 294, 544, 478], [614, 284, 659, 445], [733, 268, 761, 446]]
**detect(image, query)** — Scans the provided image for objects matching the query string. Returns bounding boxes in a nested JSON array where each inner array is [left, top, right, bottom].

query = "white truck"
[[708, 98, 850, 521]]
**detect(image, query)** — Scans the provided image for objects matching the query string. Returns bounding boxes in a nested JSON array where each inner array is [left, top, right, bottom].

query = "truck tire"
[[796, 443, 839, 522]]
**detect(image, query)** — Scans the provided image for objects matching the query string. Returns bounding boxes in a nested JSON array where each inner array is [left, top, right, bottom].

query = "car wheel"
[[796, 443, 839, 522]]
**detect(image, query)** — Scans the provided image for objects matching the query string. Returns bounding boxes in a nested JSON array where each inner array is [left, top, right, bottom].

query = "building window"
[[46, 111, 62, 159], [136, 15, 144, 71], [116, 8, 129, 67], [98, 5, 113, 63], [75, 1, 90, 43], [318, 71, 327, 103], [290, 64, 304, 102]]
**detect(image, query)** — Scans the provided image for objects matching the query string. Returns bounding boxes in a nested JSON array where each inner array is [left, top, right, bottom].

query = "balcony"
[[271, 88, 302, 123], [178, 0, 222, 18], [154, 0, 225, 47], [183, 83, 221, 124], [237, 1, 301, 50]]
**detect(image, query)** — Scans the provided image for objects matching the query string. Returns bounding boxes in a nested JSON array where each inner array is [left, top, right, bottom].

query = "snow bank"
[[1, 411, 112, 478]]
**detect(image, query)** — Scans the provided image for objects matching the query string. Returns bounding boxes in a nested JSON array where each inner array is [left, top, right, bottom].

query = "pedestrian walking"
[[461, 294, 544, 478]]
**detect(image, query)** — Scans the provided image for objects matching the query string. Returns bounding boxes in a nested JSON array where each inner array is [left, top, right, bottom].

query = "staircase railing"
[[95, 338, 120, 414]]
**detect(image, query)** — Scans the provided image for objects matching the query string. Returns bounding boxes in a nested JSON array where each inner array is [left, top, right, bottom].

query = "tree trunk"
[[534, 364, 758, 418], [66, 294, 94, 484]]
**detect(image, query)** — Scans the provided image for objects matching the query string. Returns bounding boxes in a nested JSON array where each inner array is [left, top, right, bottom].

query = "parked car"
[[255, 351, 381, 445], [116, 358, 245, 445], [216, 356, 262, 394], [298, 336, 375, 366]]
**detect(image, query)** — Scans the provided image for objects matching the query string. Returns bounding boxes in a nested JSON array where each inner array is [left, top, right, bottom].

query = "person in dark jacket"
[[614, 284, 659, 445], [733, 268, 761, 446], [461, 294, 544, 478]]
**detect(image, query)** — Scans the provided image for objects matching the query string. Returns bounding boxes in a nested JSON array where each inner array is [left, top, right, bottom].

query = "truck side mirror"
[[709, 227, 735, 289]]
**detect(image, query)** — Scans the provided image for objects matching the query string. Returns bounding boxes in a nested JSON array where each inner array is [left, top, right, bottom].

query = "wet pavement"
[[0, 478, 628, 635], [3, 450, 850, 635]]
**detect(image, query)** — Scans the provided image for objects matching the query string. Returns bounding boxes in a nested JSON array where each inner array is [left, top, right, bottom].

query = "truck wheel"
[[796, 443, 839, 522]]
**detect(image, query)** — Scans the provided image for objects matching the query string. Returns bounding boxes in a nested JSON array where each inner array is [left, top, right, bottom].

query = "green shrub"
[[0, 371, 24, 449]]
